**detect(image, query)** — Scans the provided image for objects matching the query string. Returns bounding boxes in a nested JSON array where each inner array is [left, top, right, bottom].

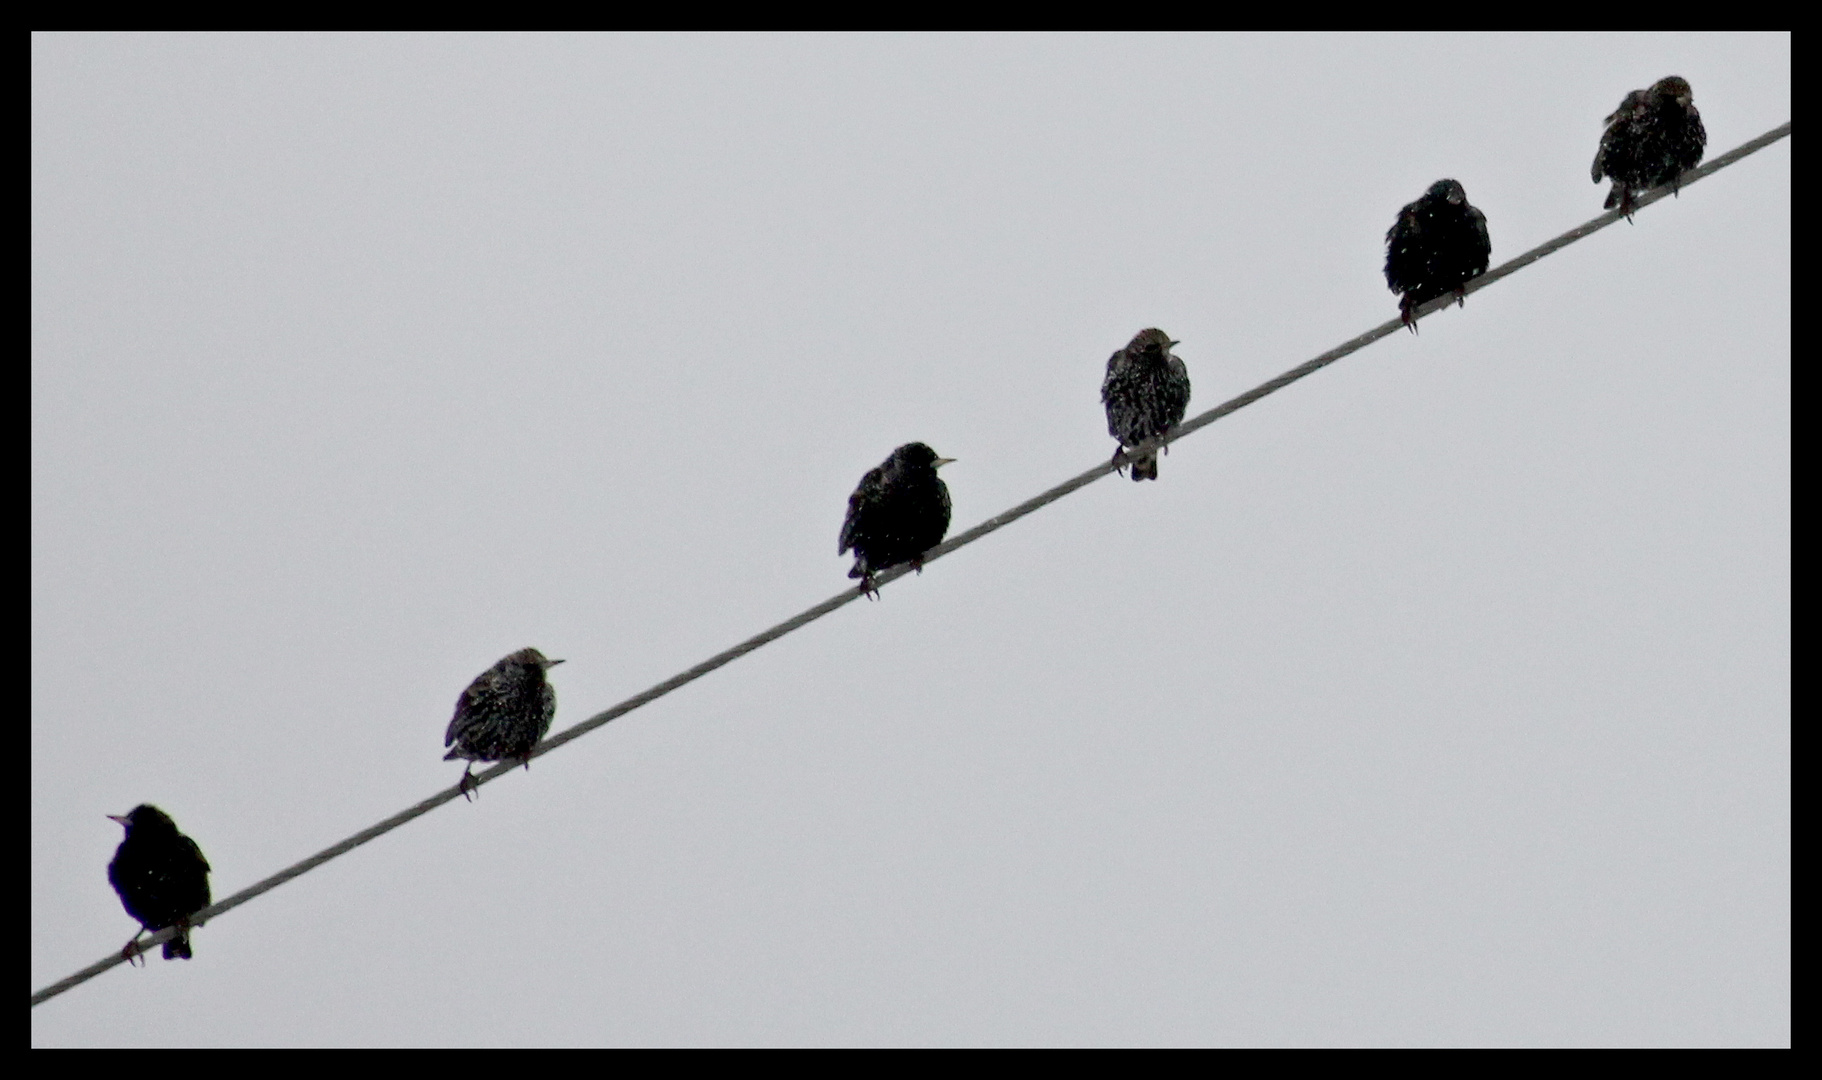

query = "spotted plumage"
[[107, 804, 211, 963], [1384, 179, 1492, 332], [444, 647, 563, 800], [1593, 76, 1707, 220], [839, 442, 954, 597], [1101, 328, 1191, 482]]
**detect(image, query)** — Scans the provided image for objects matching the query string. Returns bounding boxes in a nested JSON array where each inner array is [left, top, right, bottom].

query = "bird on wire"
[[1384, 179, 1492, 333], [444, 647, 564, 801], [1592, 75, 1707, 221], [1102, 328, 1192, 482], [107, 805, 212, 964], [840, 442, 954, 599]]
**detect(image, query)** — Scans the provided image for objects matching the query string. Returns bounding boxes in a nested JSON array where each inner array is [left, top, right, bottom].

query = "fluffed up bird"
[[107, 805, 211, 963], [839, 442, 954, 598], [1593, 76, 1707, 220], [1102, 328, 1192, 481], [445, 647, 563, 801], [1384, 179, 1492, 333]]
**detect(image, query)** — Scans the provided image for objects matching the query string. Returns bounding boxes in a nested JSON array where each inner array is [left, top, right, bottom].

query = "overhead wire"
[[31, 119, 1791, 1009]]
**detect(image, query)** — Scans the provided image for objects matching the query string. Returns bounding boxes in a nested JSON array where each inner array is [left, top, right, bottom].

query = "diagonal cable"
[[32, 119, 1790, 1009]]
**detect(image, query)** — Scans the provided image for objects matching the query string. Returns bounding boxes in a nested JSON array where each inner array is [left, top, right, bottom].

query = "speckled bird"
[[1384, 179, 1492, 332], [1593, 76, 1707, 220], [839, 442, 954, 597], [1101, 328, 1192, 482], [107, 805, 211, 963], [444, 647, 563, 800]]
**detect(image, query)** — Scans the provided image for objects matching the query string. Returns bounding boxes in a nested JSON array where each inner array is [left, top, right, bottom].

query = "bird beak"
[[1168, 340, 1181, 348], [108, 814, 130, 826], [546, 658, 566, 667], [934, 457, 956, 468]]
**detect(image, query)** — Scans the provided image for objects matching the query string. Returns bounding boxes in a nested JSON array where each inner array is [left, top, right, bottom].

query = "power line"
[[31, 119, 1790, 1009]]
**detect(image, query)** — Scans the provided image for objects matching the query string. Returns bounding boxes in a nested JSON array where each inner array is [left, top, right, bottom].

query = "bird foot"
[[858, 575, 880, 601], [121, 934, 146, 967], [911, 555, 926, 575], [1400, 300, 1419, 334], [1453, 287, 1467, 309], [1110, 445, 1128, 476], [457, 767, 479, 803]]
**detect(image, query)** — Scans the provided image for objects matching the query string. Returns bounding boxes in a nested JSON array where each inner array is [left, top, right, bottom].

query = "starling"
[[107, 805, 211, 963], [1101, 328, 1192, 482], [839, 442, 954, 597], [444, 647, 564, 801], [1384, 179, 1492, 332], [1592, 76, 1707, 220]]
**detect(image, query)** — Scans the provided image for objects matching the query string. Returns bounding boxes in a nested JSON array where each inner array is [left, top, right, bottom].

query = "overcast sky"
[[32, 33, 1788, 1047]]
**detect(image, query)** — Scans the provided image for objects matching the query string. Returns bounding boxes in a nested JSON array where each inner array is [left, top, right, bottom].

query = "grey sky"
[[32, 33, 1788, 1046]]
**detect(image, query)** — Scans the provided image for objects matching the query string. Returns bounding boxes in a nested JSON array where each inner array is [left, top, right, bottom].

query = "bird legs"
[[457, 765, 479, 803], [121, 930, 149, 966]]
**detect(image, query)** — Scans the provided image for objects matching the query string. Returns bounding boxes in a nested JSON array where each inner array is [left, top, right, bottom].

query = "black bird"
[[444, 647, 564, 801], [839, 442, 954, 598], [1384, 179, 1492, 332], [1593, 76, 1707, 220], [107, 805, 211, 963], [1102, 328, 1192, 482]]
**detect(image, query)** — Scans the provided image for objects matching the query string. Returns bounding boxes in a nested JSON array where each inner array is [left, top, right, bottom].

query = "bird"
[[1593, 76, 1707, 220], [1384, 179, 1492, 332], [839, 442, 954, 598], [444, 647, 564, 801], [107, 805, 211, 963], [1101, 328, 1192, 482]]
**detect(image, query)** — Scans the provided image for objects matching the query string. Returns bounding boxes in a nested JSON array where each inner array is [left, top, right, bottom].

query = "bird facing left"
[[107, 804, 212, 964]]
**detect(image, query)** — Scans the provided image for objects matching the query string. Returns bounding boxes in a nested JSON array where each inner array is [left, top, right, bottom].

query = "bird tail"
[[164, 926, 193, 961], [1131, 453, 1159, 482]]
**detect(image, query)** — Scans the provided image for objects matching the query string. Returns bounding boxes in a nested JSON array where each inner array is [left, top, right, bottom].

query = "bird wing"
[[1167, 357, 1192, 425], [181, 833, 212, 877], [445, 684, 479, 747], [1471, 206, 1491, 266], [839, 468, 881, 555], [1386, 203, 1418, 246], [1099, 350, 1125, 406]]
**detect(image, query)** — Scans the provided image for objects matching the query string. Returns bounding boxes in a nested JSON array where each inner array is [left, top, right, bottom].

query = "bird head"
[[891, 442, 955, 471], [508, 647, 564, 671], [1126, 328, 1179, 358], [1652, 76, 1694, 108], [1428, 179, 1468, 206], [108, 804, 176, 832]]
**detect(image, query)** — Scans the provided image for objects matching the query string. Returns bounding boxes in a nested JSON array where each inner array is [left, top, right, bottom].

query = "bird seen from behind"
[[1384, 179, 1492, 333], [840, 442, 954, 598], [445, 647, 564, 801], [1101, 328, 1192, 481], [107, 804, 211, 963]]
